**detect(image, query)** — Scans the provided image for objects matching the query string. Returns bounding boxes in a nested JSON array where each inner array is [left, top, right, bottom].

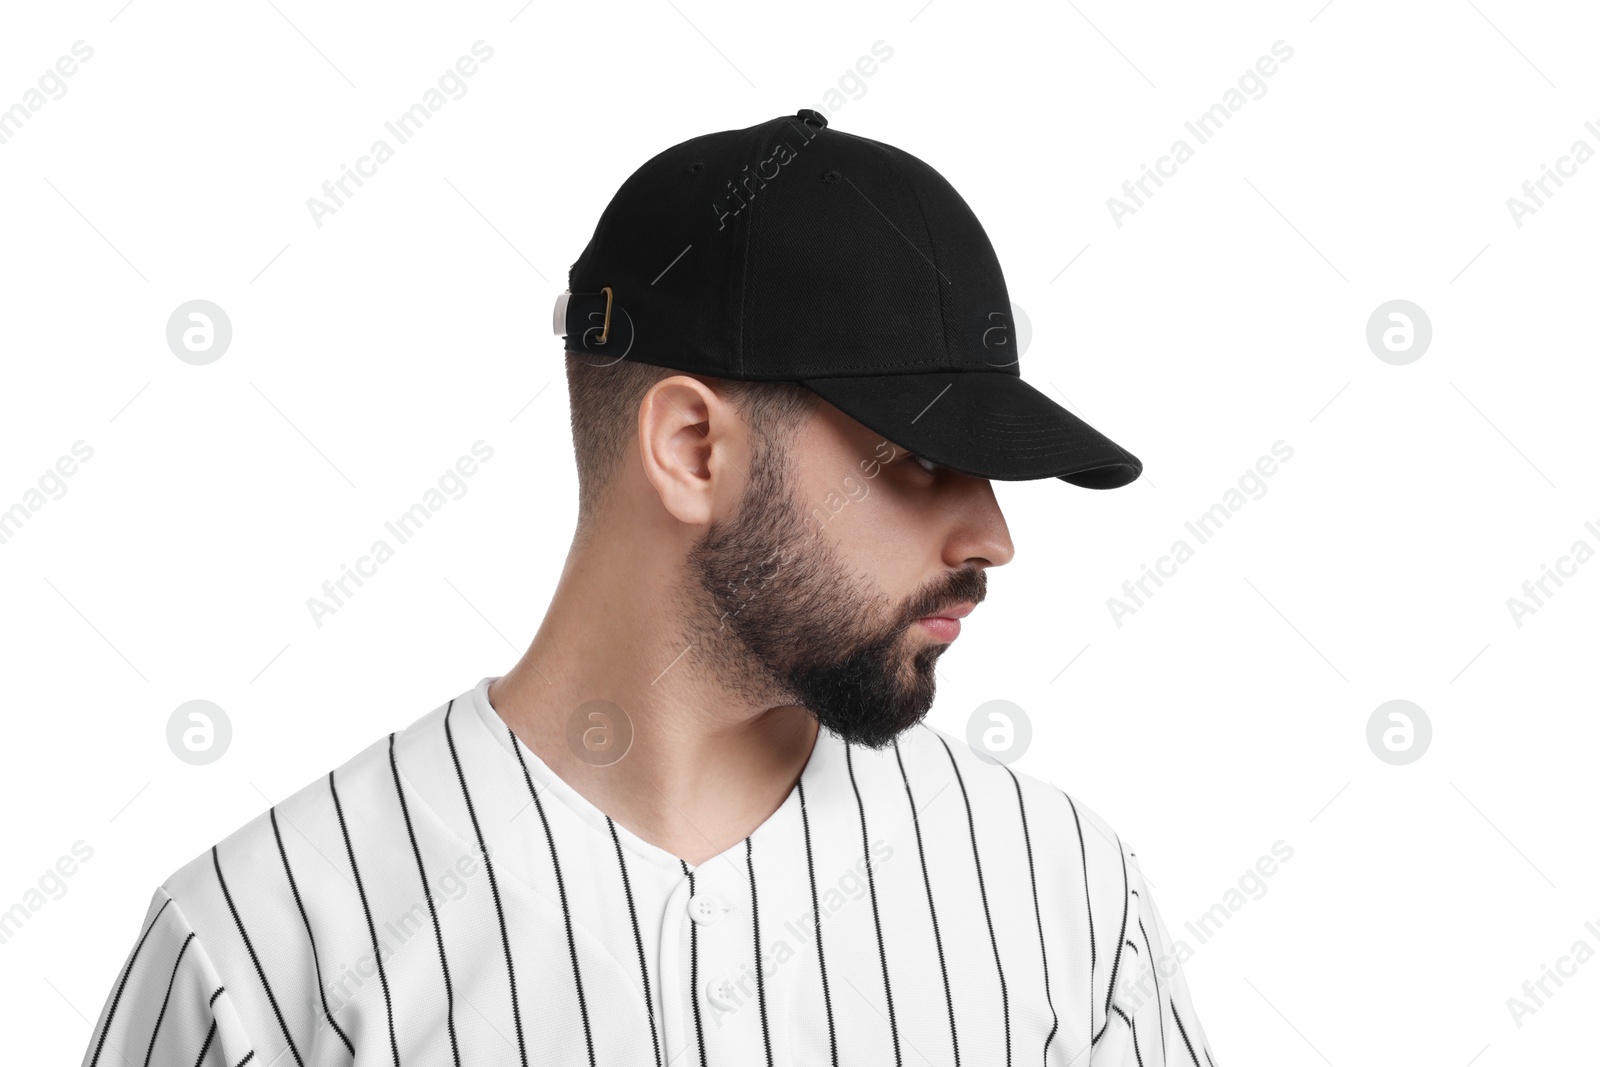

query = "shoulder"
[[175, 692, 464, 861], [83, 697, 459, 1067], [157, 693, 461, 949], [897, 724, 1177, 1043], [896, 719, 1141, 892], [100, 695, 468, 1064]]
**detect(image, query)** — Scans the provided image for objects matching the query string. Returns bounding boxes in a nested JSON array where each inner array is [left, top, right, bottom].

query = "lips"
[[913, 601, 975, 642]]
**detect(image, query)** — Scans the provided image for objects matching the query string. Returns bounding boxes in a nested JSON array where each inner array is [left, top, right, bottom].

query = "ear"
[[637, 375, 749, 527]]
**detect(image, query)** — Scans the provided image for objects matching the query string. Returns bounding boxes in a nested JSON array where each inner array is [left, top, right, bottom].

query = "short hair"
[[564, 353, 822, 534]]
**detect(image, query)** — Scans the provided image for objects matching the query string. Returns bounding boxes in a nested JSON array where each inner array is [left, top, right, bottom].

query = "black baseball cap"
[[553, 109, 1142, 489]]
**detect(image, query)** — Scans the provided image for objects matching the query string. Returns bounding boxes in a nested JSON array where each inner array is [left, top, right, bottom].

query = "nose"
[[944, 474, 1014, 570]]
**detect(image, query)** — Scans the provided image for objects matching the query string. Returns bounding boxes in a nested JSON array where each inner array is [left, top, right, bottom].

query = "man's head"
[[547, 110, 1141, 749], [564, 352, 1012, 748]]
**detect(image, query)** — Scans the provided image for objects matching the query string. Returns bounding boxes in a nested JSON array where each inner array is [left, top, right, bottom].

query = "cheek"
[[826, 484, 930, 593]]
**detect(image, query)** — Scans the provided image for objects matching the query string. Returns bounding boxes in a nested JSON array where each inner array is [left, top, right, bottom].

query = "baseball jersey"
[[81, 676, 1216, 1067]]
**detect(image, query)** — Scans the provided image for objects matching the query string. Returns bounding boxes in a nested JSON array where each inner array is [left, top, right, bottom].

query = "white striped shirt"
[[81, 676, 1216, 1066]]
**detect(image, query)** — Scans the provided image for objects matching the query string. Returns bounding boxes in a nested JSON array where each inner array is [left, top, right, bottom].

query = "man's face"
[[684, 399, 1013, 749]]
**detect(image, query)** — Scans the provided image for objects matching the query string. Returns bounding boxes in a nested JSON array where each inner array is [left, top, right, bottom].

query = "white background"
[[3, 0, 1596, 1062]]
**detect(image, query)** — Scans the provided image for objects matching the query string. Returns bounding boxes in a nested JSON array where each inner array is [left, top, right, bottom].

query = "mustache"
[[899, 566, 986, 627]]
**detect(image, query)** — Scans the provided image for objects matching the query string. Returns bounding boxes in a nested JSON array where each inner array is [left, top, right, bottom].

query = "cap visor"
[[798, 370, 1142, 489]]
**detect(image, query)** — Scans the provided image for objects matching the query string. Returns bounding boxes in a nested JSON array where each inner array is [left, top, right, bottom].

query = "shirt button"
[[687, 893, 724, 926], [705, 975, 739, 1011]]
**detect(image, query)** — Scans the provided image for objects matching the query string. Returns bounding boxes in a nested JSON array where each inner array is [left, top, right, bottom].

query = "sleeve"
[[1094, 841, 1218, 1066], [79, 886, 259, 1067]]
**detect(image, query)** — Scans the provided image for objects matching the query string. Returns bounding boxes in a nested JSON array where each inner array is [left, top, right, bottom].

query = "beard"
[[682, 433, 986, 750]]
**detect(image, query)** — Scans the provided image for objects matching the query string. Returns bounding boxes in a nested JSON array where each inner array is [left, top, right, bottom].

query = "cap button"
[[795, 108, 828, 129]]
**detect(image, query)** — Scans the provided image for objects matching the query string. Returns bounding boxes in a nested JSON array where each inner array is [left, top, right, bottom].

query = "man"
[[82, 109, 1214, 1066]]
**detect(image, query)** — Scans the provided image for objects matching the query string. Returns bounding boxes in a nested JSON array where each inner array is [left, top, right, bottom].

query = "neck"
[[487, 529, 820, 868]]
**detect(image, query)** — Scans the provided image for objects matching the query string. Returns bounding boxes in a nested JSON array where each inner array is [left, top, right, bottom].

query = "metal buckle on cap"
[[559, 288, 634, 363], [552, 286, 618, 345], [595, 286, 614, 344]]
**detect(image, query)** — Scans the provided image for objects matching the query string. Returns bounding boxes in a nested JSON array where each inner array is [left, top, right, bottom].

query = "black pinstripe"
[[507, 724, 597, 1067], [1113, 1005, 1146, 1067], [894, 738, 958, 1066], [330, 768, 399, 1067], [845, 743, 901, 1067], [268, 807, 354, 1056], [1063, 790, 1096, 1053], [939, 734, 1011, 1067], [388, 731, 461, 1067], [796, 778, 838, 1067], [140, 930, 195, 1067], [1094, 834, 1132, 1047], [1171, 997, 1205, 1066], [87, 896, 171, 1067], [608, 817, 663, 1067], [192, 1020, 217, 1067], [213, 846, 301, 1067], [744, 835, 774, 1067], [1139, 916, 1166, 1062], [1005, 764, 1059, 1067], [681, 860, 708, 1067], [443, 697, 530, 1067]]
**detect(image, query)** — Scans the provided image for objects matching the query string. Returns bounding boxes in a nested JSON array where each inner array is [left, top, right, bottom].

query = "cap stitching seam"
[[736, 121, 781, 379], [899, 151, 954, 366]]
